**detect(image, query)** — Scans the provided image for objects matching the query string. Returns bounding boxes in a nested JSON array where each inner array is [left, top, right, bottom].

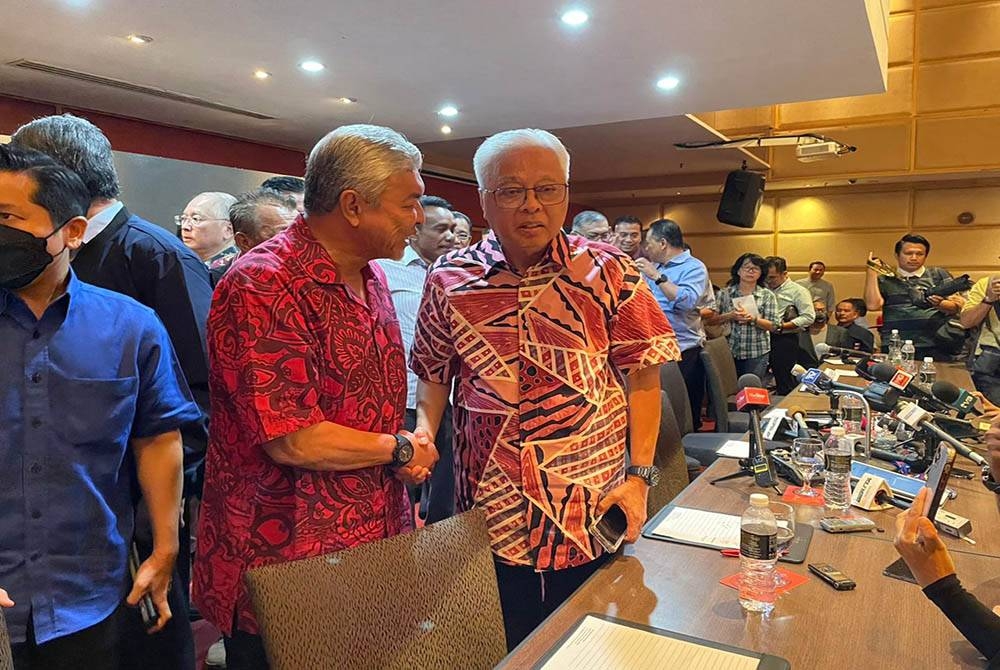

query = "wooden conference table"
[[499, 364, 1000, 669]]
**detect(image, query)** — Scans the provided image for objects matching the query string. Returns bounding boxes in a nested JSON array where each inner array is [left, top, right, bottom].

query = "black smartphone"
[[129, 542, 158, 629], [590, 504, 628, 553], [809, 562, 856, 590], [922, 444, 956, 522]]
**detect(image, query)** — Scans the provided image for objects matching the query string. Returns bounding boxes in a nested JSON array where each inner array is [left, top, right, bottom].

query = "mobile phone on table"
[[819, 517, 876, 533], [809, 563, 856, 590], [590, 504, 628, 553]]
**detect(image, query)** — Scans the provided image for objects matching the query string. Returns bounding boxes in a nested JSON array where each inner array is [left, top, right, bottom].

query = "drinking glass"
[[792, 438, 824, 497], [770, 501, 796, 587]]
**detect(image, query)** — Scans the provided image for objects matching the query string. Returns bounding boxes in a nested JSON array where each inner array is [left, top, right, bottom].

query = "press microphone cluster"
[[931, 380, 983, 417], [869, 362, 952, 414], [895, 401, 989, 468], [735, 374, 778, 487], [814, 342, 869, 360], [791, 364, 900, 413]]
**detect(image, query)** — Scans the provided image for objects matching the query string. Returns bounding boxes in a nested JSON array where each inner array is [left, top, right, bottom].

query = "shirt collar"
[[0, 268, 80, 319], [83, 201, 125, 244], [896, 266, 926, 278], [402, 244, 429, 269], [663, 249, 691, 267], [480, 228, 572, 272]]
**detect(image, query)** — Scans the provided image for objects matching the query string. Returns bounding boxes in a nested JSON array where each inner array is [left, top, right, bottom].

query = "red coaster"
[[782, 486, 826, 506], [720, 568, 809, 595]]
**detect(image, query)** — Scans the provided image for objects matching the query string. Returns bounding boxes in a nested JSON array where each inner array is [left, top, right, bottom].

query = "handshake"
[[394, 428, 440, 486]]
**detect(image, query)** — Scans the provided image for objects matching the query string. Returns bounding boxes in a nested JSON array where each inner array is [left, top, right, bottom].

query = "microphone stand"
[[710, 408, 781, 494]]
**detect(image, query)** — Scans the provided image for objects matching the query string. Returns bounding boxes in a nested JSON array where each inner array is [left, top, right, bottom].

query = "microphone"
[[792, 365, 900, 413], [869, 362, 952, 414], [931, 380, 984, 418], [815, 342, 869, 360], [895, 401, 989, 468], [736, 374, 778, 487], [784, 404, 812, 438], [875, 490, 911, 511]]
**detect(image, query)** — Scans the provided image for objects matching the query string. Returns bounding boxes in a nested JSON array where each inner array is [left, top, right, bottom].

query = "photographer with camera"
[[961, 275, 1000, 405], [865, 234, 967, 360]]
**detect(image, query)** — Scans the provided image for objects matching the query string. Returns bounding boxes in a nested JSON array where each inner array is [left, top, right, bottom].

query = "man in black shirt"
[[12, 113, 211, 670], [834, 298, 876, 353]]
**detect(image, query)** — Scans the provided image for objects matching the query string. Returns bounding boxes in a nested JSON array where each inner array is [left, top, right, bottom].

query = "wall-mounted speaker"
[[717, 170, 766, 229]]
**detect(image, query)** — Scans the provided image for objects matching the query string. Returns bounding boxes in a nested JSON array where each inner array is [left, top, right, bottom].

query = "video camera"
[[908, 274, 973, 309]]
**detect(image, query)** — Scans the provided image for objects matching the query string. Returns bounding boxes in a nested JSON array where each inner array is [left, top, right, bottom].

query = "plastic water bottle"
[[887, 329, 903, 364], [919, 357, 937, 385], [901, 339, 916, 374], [739, 493, 778, 614], [823, 427, 853, 512]]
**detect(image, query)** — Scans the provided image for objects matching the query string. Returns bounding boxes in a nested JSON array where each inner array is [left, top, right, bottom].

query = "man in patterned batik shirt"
[[410, 129, 679, 651], [194, 125, 438, 670]]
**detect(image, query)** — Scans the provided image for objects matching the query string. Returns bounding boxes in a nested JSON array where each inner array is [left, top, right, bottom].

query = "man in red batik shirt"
[[193, 124, 438, 670], [410, 129, 679, 651]]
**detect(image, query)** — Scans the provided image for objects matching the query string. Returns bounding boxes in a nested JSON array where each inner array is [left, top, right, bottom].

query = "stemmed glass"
[[792, 438, 824, 497]]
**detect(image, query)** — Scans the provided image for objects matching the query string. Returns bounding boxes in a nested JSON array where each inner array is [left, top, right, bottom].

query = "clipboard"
[[642, 504, 813, 564], [533, 614, 791, 670]]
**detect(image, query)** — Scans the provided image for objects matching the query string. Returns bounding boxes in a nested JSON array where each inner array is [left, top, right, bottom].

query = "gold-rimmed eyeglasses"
[[483, 183, 568, 209]]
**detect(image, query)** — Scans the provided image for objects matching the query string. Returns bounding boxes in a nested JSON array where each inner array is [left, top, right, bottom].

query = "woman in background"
[[706, 253, 779, 379]]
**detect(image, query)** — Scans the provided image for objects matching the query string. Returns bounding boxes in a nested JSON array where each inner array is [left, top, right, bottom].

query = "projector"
[[795, 141, 841, 162]]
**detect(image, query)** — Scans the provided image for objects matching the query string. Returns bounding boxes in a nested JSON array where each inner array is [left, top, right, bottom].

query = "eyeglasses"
[[739, 265, 762, 273], [483, 183, 568, 209], [174, 214, 227, 228], [581, 230, 612, 242]]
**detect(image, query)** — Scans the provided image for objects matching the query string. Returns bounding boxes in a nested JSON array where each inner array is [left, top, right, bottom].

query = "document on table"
[[731, 294, 759, 319], [716, 439, 750, 458], [648, 506, 741, 549], [538, 615, 760, 670], [829, 369, 859, 382]]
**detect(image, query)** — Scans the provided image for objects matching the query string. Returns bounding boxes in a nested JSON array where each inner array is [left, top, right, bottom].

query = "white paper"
[[649, 506, 741, 549], [731, 294, 759, 319], [716, 439, 750, 458], [763, 408, 787, 420], [829, 369, 859, 382], [540, 615, 759, 670]]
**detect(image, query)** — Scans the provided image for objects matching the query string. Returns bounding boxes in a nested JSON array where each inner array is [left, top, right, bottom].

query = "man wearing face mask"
[[0, 145, 199, 668], [799, 299, 854, 367]]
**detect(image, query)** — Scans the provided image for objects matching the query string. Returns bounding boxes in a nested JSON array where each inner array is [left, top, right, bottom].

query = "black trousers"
[[13, 606, 120, 670], [224, 627, 270, 670], [770, 332, 801, 395], [494, 553, 612, 651], [404, 406, 455, 524], [677, 346, 706, 431]]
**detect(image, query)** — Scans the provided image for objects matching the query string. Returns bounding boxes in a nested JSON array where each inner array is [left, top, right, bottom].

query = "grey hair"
[[11, 113, 120, 200], [190, 192, 238, 220], [571, 210, 608, 233], [304, 124, 422, 215], [472, 128, 570, 188], [229, 188, 296, 237]]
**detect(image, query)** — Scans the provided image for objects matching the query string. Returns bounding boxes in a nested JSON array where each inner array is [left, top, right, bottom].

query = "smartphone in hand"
[[590, 504, 628, 553]]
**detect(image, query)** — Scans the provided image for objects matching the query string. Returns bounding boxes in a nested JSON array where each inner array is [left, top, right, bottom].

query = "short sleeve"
[[716, 288, 732, 314], [132, 312, 202, 438], [208, 273, 326, 446], [410, 271, 460, 385], [609, 270, 680, 376], [963, 277, 988, 312]]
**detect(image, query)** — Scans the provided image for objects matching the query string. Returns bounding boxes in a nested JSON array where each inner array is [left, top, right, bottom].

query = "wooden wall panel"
[[775, 191, 911, 232], [663, 199, 776, 233], [769, 122, 912, 178], [913, 228, 1000, 266], [913, 186, 1000, 227], [889, 14, 915, 65], [776, 231, 902, 268], [687, 233, 774, 271], [918, 2, 1000, 61], [791, 271, 869, 302], [917, 57, 1000, 113], [890, 0, 913, 12], [915, 115, 1000, 169], [778, 67, 912, 127]]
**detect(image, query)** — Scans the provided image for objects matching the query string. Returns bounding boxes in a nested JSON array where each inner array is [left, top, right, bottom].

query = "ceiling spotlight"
[[440, 125, 453, 135], [561, 9, 589, 26], [656, 75, 680, 91], [299, 60, 325, 73], [253, 69, 271, 80], [337, 97, 358, 104], [438, 105, 459, 117], [126, 34, 153, 45]]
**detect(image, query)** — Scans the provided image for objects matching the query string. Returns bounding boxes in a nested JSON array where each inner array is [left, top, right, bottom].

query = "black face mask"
[[0, 223, 67, 290], [814, 310, 828, 326]]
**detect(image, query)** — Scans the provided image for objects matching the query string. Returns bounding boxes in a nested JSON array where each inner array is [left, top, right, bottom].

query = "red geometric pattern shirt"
[[410, 230, 679, 572], [193, 217, 411, 635]]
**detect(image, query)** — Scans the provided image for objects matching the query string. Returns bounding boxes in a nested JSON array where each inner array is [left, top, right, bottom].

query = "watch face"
[[394, 436, 414, 466], [648, 468, 661, 487]]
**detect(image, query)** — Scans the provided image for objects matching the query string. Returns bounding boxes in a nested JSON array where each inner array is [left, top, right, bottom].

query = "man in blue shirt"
[[637, 219, 714, 430], [0, 145, 200, 669]]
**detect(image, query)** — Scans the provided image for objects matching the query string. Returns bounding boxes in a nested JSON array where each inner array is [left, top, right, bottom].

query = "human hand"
[[893, 488, 956, 588], [634, 258, 659, 279], [596, 478, 649, 543], [0, 587, 13, 607], [972, 392, 1000, 421], [988, 277, 1000, 303], [394, 465, 431, 486], [927, 295, 944, 308], [126, 550, 175, 633], [405, 427, 439, 471], [732, 306, 753, 324], [984, 418, 1000, 473]]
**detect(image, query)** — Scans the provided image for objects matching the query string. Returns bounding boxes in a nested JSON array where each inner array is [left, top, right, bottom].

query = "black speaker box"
[[717, 170, 765, 228]]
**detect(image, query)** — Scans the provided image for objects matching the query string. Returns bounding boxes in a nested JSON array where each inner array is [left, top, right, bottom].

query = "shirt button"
[[30, 417, 42, 429], [31, 510, 41, 520], [30, 372, 42, 384], [32, 330, 41, 340], [29, 463, 41, 474], [29, 552, 41, 562]]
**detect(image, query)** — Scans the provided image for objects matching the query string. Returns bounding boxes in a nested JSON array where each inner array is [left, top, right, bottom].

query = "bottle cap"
[[750, 493, 769, 507], [904, 339, 913, 344], [923, 357, 933, 363], [830, 426, 846, 436], [891, 329, 899, 334]]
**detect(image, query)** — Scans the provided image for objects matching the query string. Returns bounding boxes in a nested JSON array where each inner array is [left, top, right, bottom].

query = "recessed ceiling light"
[[337, 97, 358, 104], [440, 125, 453, 135], [561, 9, 589, 26], [656, 75, 681, 91], [438, 105, 459, 117], [299, 60, 325, 73], [253, 69, 271, 80], [126, 34, 153, 45]]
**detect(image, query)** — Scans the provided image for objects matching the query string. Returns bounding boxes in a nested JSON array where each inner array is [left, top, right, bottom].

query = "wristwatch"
[[655, 274, 669, 285], [390, 433, 414, 468], [983, 469, 1000, 495], [626, 465, 661, 487]]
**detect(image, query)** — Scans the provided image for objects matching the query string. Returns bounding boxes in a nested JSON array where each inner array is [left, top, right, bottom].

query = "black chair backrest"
[[648, 390, 689, 518], [700, 339, 737, 432], [659, 361, 693, 436]]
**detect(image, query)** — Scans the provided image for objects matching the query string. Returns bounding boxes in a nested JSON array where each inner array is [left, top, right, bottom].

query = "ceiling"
[[0, 0, 887, 201]]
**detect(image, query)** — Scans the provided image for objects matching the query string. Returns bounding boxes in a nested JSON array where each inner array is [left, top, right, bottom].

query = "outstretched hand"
[[893, 488, 956, 588]]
